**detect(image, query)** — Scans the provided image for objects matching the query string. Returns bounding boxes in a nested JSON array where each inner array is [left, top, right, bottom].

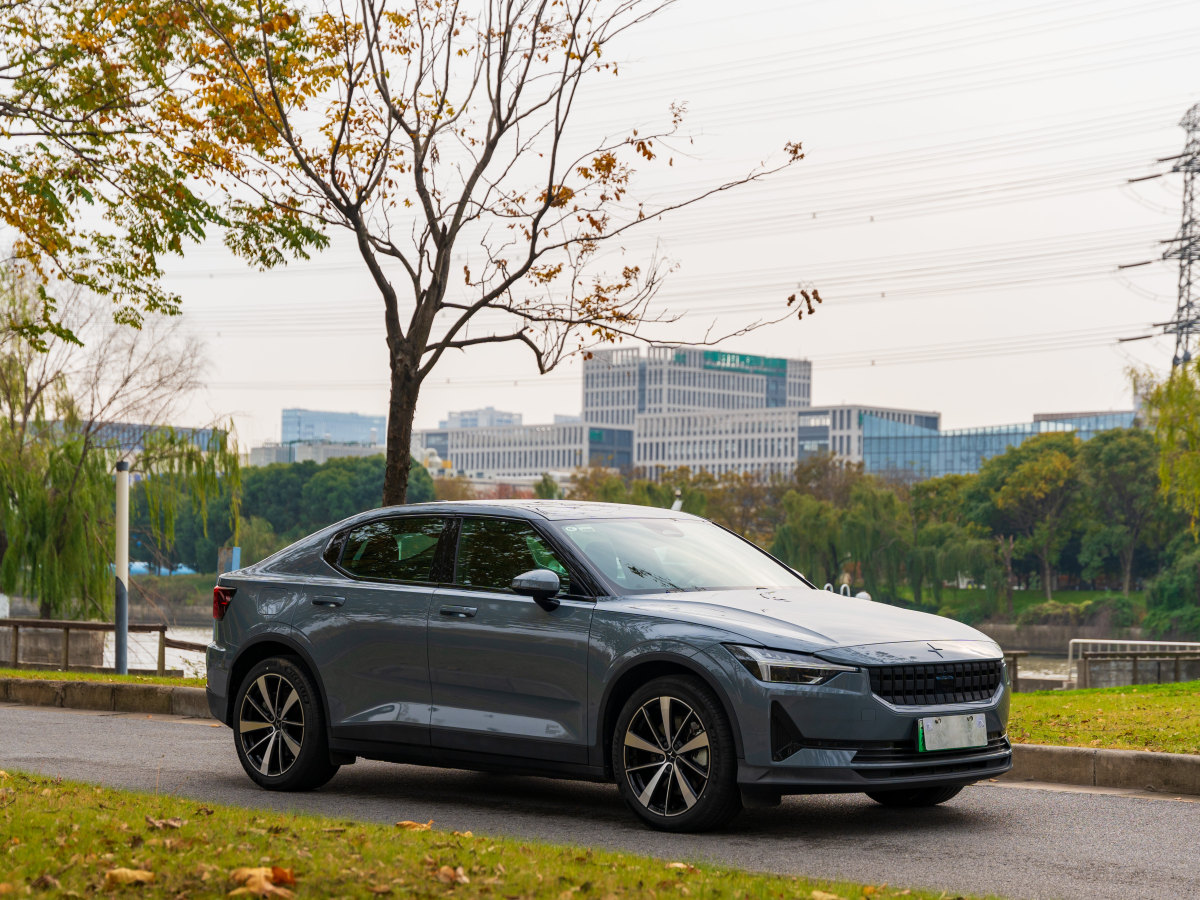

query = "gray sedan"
[[207, 500, 1011, 832]]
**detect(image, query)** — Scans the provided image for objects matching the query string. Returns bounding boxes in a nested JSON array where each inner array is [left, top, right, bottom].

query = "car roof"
[[358, 499, 699, 522]]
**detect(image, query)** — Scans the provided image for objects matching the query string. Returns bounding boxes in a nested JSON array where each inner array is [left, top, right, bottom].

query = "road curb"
[[1005, 743, 1200, 796], [0, 677, 211, 719]]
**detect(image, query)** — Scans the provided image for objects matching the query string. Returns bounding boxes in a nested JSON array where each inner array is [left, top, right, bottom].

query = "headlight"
[[726, 645, 859, 685]]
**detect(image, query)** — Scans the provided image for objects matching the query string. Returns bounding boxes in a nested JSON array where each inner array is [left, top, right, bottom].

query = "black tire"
[[612, 674, 741, 832], [233, 656, 339, 791], [865, 784, 963, 807]]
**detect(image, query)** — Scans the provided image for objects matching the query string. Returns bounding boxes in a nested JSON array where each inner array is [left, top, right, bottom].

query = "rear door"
[[428, 516, 595, 763], [291, 515, 448, 746]]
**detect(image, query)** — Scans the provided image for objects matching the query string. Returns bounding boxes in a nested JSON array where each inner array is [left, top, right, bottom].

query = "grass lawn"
[[0, 667, 205, 688], [1009, 680, 1200, 754], [0, 770, 994, 900]]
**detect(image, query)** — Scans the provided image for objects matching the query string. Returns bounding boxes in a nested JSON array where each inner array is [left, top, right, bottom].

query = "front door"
[[428, 516, 594, 764], [291, 515, 448, 745]]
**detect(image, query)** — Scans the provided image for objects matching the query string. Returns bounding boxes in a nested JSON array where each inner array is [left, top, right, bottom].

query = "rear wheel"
[[233, 657, 339, 791], [865, 785, 963, 807], [612, 675, 741, 832]]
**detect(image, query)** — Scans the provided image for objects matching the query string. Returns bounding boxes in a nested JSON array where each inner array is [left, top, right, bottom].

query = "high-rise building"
[[583, 346, 812, 426]]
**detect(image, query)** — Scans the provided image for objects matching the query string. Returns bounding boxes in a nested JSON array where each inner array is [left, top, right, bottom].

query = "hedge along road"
[[2, 703, 1198, 900]]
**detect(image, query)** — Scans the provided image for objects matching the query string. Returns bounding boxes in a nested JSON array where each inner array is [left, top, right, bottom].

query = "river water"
[[101, 626, 212, 678]]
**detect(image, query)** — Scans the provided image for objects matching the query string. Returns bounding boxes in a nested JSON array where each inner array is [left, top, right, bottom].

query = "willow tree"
[[0, 1, 325, 343], [164, 0, 809, 504], [0, 268, 239, 618]]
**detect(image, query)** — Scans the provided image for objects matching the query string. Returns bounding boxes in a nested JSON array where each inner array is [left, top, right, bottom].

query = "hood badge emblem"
[[926, 644, 944, 657]]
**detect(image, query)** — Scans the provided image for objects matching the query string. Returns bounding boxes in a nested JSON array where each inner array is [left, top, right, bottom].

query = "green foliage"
[[533, 473, 561, 500], [132, 455, 434, 573], [1015, 596, 1137, 628], [0, 271, 238, 618], [771, 491, 843, 588], [1139, 362, 1200, 533]]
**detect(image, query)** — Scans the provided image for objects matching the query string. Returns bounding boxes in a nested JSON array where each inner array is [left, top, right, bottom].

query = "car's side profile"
[[207, 500, 1011, 831]]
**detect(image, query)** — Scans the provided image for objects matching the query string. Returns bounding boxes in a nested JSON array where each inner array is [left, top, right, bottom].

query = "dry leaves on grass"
[[811, 892, 843, 900], [228, 866, 296, 898], [396, 820, 433, 831], [145, 816, 185, 830], [434, 865, 470, 885], [104, 868, 156, 888], [667, 863, 698, 873]]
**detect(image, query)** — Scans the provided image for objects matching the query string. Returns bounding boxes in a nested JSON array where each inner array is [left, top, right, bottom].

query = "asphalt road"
[[2, 702, 1197, 900]]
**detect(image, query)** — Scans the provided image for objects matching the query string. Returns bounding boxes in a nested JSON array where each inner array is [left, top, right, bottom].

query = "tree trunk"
[[998, 536, 1015, 619], [1121, 546, 1134, 597], [382, 351, 423, 507], [1041, 553, 1053, 601]]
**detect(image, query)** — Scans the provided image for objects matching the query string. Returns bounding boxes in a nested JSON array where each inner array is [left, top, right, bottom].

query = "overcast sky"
[[157, 0, 1200, 448]]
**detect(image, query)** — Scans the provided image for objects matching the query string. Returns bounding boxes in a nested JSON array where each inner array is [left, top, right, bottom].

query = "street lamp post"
[[115, 460, 130, 675]]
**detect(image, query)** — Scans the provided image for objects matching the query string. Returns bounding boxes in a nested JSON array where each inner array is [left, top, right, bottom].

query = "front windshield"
[[555, 517, 807, 594]]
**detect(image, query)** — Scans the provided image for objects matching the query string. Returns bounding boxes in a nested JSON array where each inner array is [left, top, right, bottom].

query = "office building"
[[281, 408, 385, 445], [583, 347, 813, 426], [413, 422, 633, 480], [635, 404, 940, 479], [438, 407, 522, 429], [862, 410, 1137, 481]]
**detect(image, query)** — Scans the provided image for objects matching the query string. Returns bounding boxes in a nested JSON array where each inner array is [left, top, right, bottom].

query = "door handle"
[[312, 596, 345, 608], [439, 605, 477, 618]]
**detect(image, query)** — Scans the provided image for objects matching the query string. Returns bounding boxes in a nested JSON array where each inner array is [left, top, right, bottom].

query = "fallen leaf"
[[104, 868, 155, 888], [811, 892, 844, 900], [0, 771, 8, 779], [666, 863, 697, 873], [0, 884, 12, 895], [396, 820, 433, 831], [451, 830, 473, 838], [434, 866, 469, 885], [228, 867, 294, 899], [30, 875, 61, 890]]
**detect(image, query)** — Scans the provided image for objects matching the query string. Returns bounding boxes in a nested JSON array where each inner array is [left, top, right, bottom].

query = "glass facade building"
[[281, 408, 386, 445], [863, 411, 1137, 480]]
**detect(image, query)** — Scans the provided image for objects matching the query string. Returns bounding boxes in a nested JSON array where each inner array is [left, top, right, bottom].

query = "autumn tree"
[[1138, 363, 1200, 533], [156, 0, 807, 505], [0, 1, 323, 341]]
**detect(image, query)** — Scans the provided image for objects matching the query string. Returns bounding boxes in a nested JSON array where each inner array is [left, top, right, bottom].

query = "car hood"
[[615, 586, 1000, 660]]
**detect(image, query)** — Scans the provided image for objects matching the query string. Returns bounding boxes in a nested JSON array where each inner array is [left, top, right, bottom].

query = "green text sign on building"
[[699, 350, 786, 376]]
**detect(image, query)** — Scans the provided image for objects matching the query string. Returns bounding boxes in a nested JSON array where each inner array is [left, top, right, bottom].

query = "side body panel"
[[428, 588, 594, 763]]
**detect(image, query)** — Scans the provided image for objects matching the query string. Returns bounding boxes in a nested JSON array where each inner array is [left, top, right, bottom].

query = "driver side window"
[[455, 518, 571, 594]]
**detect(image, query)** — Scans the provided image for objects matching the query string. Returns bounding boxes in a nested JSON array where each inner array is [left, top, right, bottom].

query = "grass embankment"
[[0, 667, 205, 688], [129, 573, 214, 607], [1009, 680, 1200, 754], [916, 587, 1146, 627], [0, 770, 990, 900]]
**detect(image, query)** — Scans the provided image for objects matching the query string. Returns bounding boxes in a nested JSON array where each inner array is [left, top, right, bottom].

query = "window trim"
[[325, 514, 455, 586]]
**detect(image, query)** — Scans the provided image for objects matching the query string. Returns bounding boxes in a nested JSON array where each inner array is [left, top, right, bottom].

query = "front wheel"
[[612, 675, 742, 832], [865, 785, 963, 807], [233, 656, 339, 791]]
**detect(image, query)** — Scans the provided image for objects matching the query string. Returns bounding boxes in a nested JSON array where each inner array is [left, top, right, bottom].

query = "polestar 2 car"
[[207, 500, 1011, 831]]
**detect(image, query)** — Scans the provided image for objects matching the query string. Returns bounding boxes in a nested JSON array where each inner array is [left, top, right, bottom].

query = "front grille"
[[868, 659, 1003, 705]]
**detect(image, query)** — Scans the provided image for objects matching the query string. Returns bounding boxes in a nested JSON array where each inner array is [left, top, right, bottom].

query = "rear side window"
[[340, 517, 446, 582], [455, 518, 570, 593]]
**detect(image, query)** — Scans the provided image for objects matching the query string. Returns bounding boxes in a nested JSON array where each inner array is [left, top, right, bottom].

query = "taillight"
[[213, 585, 236, 620]]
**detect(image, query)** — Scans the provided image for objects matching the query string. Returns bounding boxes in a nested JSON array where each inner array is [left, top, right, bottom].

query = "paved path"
[[2, 702, 1197, 900]]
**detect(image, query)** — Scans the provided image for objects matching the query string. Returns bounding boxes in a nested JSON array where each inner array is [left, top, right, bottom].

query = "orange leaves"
[[228, 866, 296, 898], [103, 867, 155, 888], [395, 820, 433, 831], [539, 185, 576, 209], [143, 815, 184, 830], [788, 288, 824, 320], [785, 140, 806, 161]]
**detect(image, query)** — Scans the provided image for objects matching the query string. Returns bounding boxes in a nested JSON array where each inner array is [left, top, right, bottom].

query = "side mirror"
[[511, 568, 562, 610]]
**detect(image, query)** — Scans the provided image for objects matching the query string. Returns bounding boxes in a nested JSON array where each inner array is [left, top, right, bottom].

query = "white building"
[[583, 346, 813, 426], [413, 422, 633, 480], [438, 407, 523, 429]]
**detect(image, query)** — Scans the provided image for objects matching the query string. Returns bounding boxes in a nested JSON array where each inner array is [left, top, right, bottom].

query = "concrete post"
[[115, 460, 130, 675]]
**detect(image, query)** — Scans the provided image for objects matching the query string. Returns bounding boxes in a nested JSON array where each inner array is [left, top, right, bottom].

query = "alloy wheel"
[[622, 694, 710, 817], [238, 672, 305, 778]]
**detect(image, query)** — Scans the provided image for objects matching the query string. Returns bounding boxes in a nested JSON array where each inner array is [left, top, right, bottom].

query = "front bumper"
[[702, 644, 1013, 794]]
